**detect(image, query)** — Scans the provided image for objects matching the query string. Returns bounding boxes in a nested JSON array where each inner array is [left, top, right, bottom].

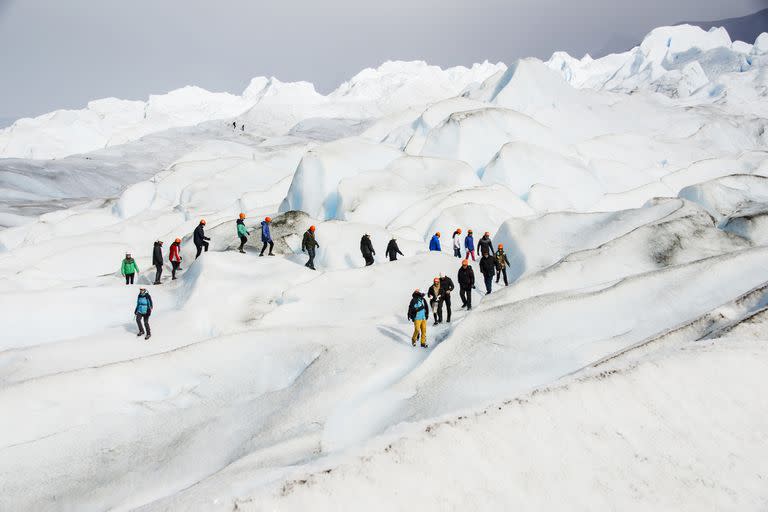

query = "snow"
[[2, 21, 768, 511]]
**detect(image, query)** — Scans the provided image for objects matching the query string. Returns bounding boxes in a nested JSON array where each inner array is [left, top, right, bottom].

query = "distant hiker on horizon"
[[452, 228, 462, 258], [169, 238, 182, 280], [121, 252, 138, 285], [464, 229, 476, 261], [386, 237, 403, 261], [152, 240, 164, 284], [496, 244, 511, 286], [429, 232, 441, 252], [194, 219, 210, 259], [458, 259, 475, 310], [135, 287, 153, 340], [241, 124, 245, 132], [260, 217, 274, 256], [360, 233, 375, 266], [302, 225, 319, 270], [236, 213, 248, 254], [407, 289, 429, 348], [232, 121, 236, 130]]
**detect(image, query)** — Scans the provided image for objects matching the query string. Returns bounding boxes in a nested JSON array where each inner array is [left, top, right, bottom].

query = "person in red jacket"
[[169, 238, 182, 280]]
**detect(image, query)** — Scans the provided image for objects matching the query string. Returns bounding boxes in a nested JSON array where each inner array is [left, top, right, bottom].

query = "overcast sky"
[[0, 0, 765, 122]]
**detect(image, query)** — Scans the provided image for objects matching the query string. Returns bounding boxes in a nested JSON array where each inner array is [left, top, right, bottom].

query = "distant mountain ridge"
[[681, 8, 768, 44]]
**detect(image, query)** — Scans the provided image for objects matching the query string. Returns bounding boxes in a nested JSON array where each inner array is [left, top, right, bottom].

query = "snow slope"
[[1, 21, 768, 511]]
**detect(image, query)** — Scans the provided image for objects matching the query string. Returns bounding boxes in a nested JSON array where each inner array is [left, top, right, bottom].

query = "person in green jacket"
[[121, 253, 139, 285], [236, 213, 249, 253]]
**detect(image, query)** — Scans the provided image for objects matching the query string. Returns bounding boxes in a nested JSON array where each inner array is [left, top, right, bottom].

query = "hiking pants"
[[496, 268, 508, 286], [136, 313, 151, 335], [171, 261, 180, 279], [460, 286, 472, 309], [483, 273, 493, 294], [195, 242, 209, 259], [125, 273, 135, 285], [154, 265, 162, 283], [412, 319, 427, 346], [238, 236, 247, 251], [260, 240, 274, 256]]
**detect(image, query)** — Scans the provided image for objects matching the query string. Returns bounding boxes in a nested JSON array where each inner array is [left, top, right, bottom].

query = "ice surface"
[[1, 21, 768, 511]]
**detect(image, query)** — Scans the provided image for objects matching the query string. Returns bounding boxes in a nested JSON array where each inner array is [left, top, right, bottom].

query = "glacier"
[[1, 23, 768, 511]]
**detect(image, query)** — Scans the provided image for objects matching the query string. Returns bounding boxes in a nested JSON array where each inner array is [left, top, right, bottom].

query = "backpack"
[[407, 296, 424, 320]]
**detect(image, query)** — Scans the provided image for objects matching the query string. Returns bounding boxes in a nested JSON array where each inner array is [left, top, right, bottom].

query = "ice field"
[[1, 24, 768, 510]]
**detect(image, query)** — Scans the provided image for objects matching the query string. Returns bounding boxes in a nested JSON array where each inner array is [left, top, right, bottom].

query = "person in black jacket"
[[152, 240, 164, 284], [478, 231, 495, 257], [302, 225, 319, 270], [427, 277, 442, 325], [457, 259, 475, 310], [193, 219, 210, 259], [386, 237, 403, 261], [440, 273, 455, 322], [360, 234, 375, 266], [479, 252, 498, 294]]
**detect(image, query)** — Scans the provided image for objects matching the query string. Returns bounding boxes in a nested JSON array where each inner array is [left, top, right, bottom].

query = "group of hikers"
[[121, 213, 510, 347]]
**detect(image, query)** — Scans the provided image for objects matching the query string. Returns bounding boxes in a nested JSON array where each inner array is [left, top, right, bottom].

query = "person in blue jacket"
[[429, 232, 441, 252], [260, 216, 275, 256], [464, 229, 476, 261], [135, 288, 153, 340]]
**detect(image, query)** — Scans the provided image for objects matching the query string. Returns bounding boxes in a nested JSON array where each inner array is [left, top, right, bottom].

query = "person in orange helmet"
[[236, 213, 249, 254], [452, 228, 462, 258], [302, 225, 319, 270], [495, 243, 511, 286], [169, 238, 182, 280], [429, 232, 441, 252], [260, 216, 275, 256], [193, 219, 210, 259]]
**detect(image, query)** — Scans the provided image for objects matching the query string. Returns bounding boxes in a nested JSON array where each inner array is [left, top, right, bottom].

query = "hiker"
[[439, 273, 455, 322], [407, 289, 429, 348], [121, 253, 139, 285], [478, 232, 495, 257], [496, 244, 511, 286], [232, 121, 236, 130], [152, 240, 164, 284], [236, 213, 248, 253], [386, 237, 403, 261], [479, 252, 498, 294], [169, 238, 182, 280], [135, 287, 153, 340], [427, 277, 442, 325], [302, 225, 319, 270], [241, 124, 245, 132], [429, 232, 441, 252], [457, 259, 475, 310], [260, 217, 274, 256], [194, 219, 210, 259], [452, 228, 462, 258], [464, 230, 476, 261], [360, 233, 375, 266]]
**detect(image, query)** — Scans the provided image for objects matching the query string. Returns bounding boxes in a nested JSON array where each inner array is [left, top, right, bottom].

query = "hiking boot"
[[145, 333, 151, 340], [137, 331, 144, 337]]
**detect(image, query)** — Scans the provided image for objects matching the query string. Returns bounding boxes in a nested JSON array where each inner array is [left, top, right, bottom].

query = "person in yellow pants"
[[407, 289, 430, 348]]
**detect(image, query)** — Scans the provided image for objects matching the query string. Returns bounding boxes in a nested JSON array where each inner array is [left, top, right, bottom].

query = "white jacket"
[[453, 233, 461, 249]]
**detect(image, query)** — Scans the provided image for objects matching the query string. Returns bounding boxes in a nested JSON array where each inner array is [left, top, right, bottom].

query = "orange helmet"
[[265, 216, 272, 223], [484, 231, 490, 236], [175, 238, 181, 243], [462, 259, 469, 266], [498, 243, 503, 249], [436, 232, 441, 237], [309, 225, 316, 232], [434, 277, 440, 283], [239, 213, 246, 219], [457, 228, 462, 234], [200, 219, 206, 225], [468, 229, 473, 234]]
